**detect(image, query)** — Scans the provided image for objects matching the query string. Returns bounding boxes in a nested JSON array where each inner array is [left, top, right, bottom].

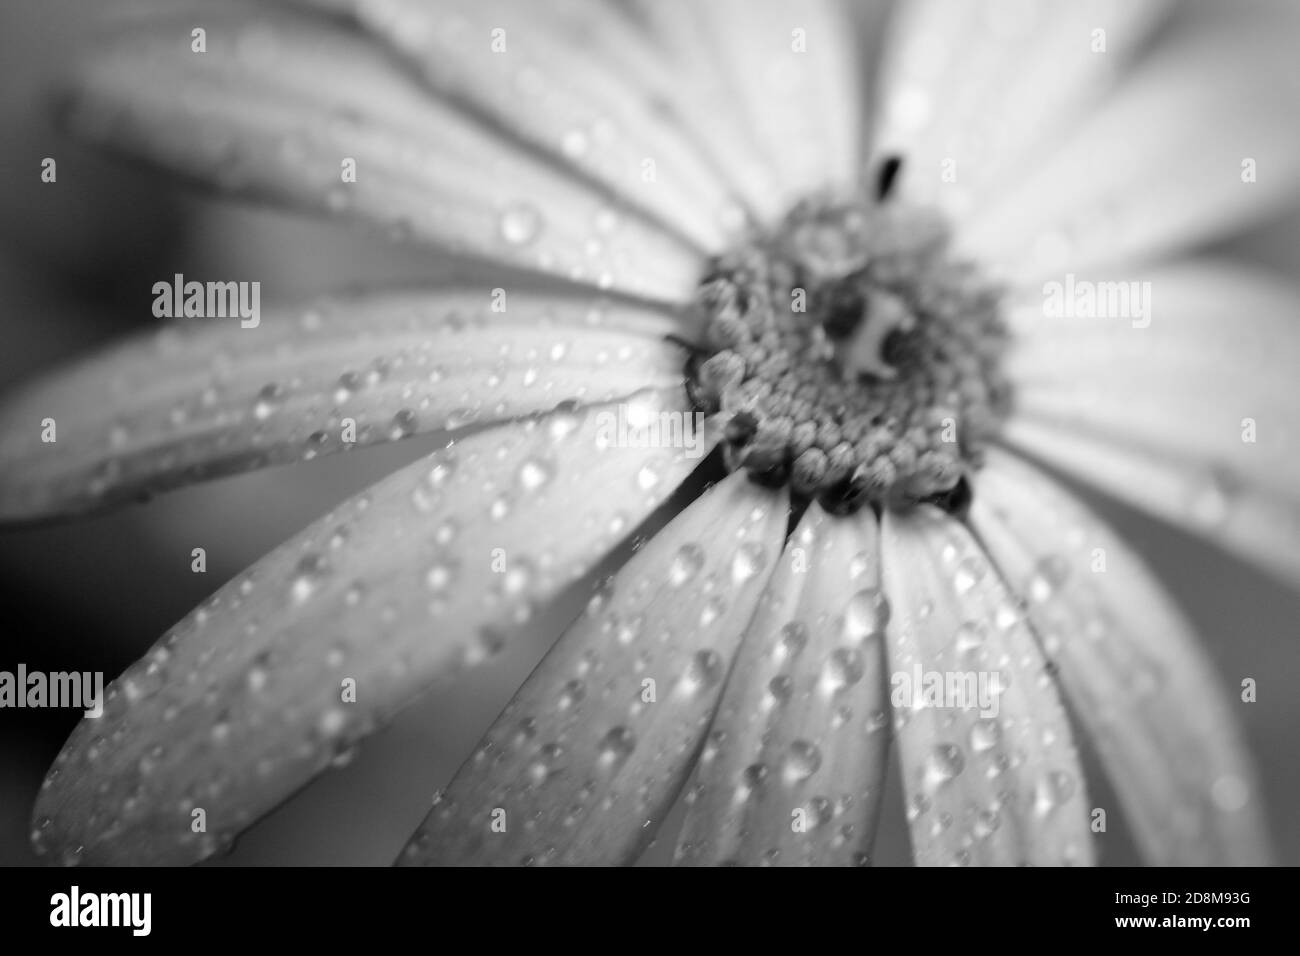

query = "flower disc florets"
[[688, 194, 1013, 514]]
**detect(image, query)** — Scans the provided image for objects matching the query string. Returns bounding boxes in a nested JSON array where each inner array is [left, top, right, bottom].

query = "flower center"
[[686, 186, 1012, 515]]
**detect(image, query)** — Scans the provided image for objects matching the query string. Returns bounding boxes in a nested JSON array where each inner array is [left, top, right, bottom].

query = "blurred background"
[[1, 0, 1298, 866]]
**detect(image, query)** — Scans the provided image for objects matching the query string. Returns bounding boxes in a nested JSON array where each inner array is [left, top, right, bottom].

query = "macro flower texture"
[[2, 0, 1298, 868]]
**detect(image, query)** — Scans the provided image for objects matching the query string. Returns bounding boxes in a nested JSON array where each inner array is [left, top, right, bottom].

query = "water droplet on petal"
[[684, 650, 724, 693], [518, 456, 555, 492], [669, 543, 705, 586], [389, 408, 418, 440], [730, 542, 767, 584], [921, 743, 965, 792], [500, 201, 543, 246], [597, 727, 636, 770], [253, 383, 286, 420], [290, 554, 326, 603], [782, 740, 822, 785], [822, 646, 865, 693], [844, 588, 890, 642]]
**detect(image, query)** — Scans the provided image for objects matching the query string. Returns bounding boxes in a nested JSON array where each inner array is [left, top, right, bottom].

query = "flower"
[[4, 0, 1297, 867]]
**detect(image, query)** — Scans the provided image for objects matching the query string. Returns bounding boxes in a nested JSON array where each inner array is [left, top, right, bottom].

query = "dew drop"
[[776, 621, 808, 661], [597, 727, 636, 769], [558, 680, 585, 710], [844, 588, 890, 642], [518, 456, 555, 492], [782, 740, 823, 785], [684, 650, 724, 692], [253, 383, 286, 421], [389, 408, 418, 440], [1027, 554, 1070, 603], [953, 555, 986, 595], [1033, 769, 1076, 816], [969, 718, 1002, 754], [426, 559, 459, 593], [822, 646, 865, 692], [290, 553, 326, 603], [499, 201, 543, 246], [547, 400, 584, 441], [636, 462, 662, 492], [669, 543, 705, 586], [426, 455, 457, 486], [730, 542, 766, 584], [921, 743, 966, 792]]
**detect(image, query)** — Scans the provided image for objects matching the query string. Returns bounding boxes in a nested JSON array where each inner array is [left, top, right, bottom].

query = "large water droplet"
[[731, 542, 766, 584], [953, 555, 986, 595], [844, 588, 890, 642], [921, 743, 966, 792], [782, 740, 822, 785], [684, 650, 724, 693], [669, 543, 705, 586], [518, 456, 555, 492]]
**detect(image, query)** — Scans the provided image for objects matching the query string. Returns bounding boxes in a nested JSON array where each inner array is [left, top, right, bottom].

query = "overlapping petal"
[[62, 5, 705, 301], [872, 0, 1171, 222], [1001, 261, 1300, 584], [881, 506, 1094, 866], [0, 289, 688, 522], [397, 470, 788, 866], [634, 0, 865, 220], [31, 387, 714, 865], [970, 449, 1271, 864], [957, 1, 1300, 280], [284, 0, 746, 252], [675, 502, 889, 866]]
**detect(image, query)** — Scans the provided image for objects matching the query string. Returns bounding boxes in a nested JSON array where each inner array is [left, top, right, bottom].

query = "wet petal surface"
[[881, 506, 1094, 866], [32, 388, 713, 865], [675, 502, 889, 866], [397, 470, 788, 866]]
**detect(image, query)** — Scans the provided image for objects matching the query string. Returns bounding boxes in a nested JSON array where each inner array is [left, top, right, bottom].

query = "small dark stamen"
[[683, 351, 711, 413], [724, 410, 759, 447], [746, 458, 792, 489], [881, 326, 922, 368], [818, 473, 872, 517], [876, 156, 903, 201], [924, 474, 974, 520]]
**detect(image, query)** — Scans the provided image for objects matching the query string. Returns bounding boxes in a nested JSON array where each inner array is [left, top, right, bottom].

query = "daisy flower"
[[4, 0, 1297, 867]]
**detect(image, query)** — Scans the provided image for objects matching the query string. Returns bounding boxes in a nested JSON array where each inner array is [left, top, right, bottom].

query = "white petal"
[[957, 3, 1300, 280], [1001, 260, 1300, 584], [287, 0, 744, 253], [396, 470, 789, 866], [873, 0, 1171, 221], [31, 388, 715, 865], [634, 0, 865, 219], [969, 448, 1271, 864], [675, 502, 889, 866], [63, 6, 705, 301], [881, 506, 1094, 866], [0, 290, 686, 522]]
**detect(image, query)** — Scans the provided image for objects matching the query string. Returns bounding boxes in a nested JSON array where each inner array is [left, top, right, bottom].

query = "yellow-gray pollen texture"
[[687, 196, 1013, 514]]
